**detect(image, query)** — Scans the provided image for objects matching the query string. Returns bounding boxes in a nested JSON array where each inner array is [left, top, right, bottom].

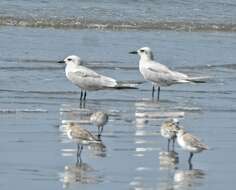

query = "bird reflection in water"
[[88, 141, 106, 158], [158, 151, 206, 190], [60, 162, 104, 188], [159, 151, 179, 170], [135, 100, 184, 129], [80, 100, 86, 109], [157, 151, 178, 190], [174, 168, 205, 190]]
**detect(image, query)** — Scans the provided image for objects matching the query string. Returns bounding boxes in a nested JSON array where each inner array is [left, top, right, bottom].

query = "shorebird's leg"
[[188, 152, 194, 164], [80, 145, 83, 154], [97, 126, 103, 139], [80, 91, 83, 100], [189, 162, 193, 170], [97, 126, 101, 138], [188, 152, 194, 170], [77, 144, 81, 158], [152, 85, 155, 99], [100, 125, 104, 135], [172, 138, 176, 151], [83, 91, 87, 100], [76, 156, 82, 166], [76, 144, 80, 163], [77, 144, 83, 161], [167, 139, 170, 151], [157, 86, 160, 101]]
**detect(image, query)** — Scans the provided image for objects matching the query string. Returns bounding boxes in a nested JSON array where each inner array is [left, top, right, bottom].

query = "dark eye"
[[67, 58, 72, 61], [140, 49, 145, 53]]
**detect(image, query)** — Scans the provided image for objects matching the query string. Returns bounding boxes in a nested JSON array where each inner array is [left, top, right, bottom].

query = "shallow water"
[[0, 2, 236, 189], [0, 25, 236, 190]]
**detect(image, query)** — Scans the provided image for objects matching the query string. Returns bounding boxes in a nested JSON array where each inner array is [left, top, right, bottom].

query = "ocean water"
[[0, 0, 236, 31], [0, 1, 236, 190]]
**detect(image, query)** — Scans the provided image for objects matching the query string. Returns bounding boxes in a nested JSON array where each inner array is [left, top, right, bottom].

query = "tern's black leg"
[[157, 86, 160, 101], [80, 100, 85, 108], [167, 139, 170, 152], [80, 91, 83, 100], [83, 91, 87, 100], [189, 162, 193, 170], [152, 85, 155, 98]]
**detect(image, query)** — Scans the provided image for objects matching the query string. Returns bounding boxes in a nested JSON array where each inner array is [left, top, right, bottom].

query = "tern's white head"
[[130, 47, 154, 61], [58, 55, 82, 66]]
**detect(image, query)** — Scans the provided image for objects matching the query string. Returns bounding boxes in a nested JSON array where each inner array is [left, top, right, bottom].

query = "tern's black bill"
[[129, 51, 138, 54], [57, 60, 65, 63]]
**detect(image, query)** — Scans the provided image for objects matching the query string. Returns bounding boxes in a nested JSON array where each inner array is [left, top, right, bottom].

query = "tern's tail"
[[114, 80, 143, 89], [186, 76, 209, 83]]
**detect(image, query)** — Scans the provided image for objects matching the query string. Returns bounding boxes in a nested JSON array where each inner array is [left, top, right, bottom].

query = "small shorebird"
[[129, 47, 207, 101], [58, 55, 137, 100], [176, 129, 208, 168], [160, 118, 180, 151], [64, 122, 101, 163], [90, 111, 109, 138]]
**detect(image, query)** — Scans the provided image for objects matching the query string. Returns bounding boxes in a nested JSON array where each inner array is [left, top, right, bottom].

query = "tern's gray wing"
[[67, 66, 118, 89], [146, 61, 189, 83], [73, 66, 102, 78]]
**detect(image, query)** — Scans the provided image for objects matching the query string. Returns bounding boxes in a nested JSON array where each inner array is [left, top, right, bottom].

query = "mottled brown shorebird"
[[90, 111, 109, 137], [64, 122, 101, 163], [177, 128, 208, 169], [160, 118, 180, 151]]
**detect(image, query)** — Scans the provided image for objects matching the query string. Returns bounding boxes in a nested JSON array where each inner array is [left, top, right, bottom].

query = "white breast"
[[177, 135, 202, 153]]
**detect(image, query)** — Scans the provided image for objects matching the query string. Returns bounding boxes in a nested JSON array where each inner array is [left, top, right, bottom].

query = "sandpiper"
[[90, 111, 109, 138], [160, 118, 180, 151], [176, 128, 208, 168], [64, 122, 101, 163]]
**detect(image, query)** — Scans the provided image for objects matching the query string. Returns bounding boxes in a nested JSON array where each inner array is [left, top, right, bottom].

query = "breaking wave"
[[0, 16, 235, 32]]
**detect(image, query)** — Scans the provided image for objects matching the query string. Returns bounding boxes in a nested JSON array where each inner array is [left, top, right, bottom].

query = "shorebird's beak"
[[129, 51, 138, 54], [57, 60, 65, 63]]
